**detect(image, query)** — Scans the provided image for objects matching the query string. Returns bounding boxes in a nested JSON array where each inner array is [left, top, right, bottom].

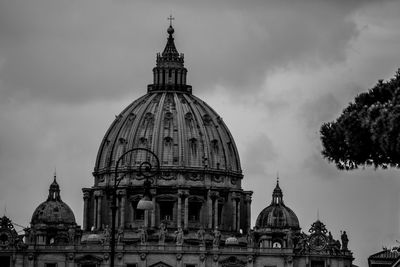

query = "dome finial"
[[168, 14, 174, 27], [48, 171, 61, 201], [167, 14, 175, 35], [272, 175, 283, 205]]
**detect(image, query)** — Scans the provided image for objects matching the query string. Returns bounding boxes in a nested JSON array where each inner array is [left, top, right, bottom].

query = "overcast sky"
[[1, 0, 400, 265]]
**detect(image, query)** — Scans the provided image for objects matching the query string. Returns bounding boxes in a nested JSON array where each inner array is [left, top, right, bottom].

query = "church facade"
[[0, 24, 353, 267]]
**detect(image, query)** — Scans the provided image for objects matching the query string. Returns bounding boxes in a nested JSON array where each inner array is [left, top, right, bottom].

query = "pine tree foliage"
[[320, 69, 400, 170]]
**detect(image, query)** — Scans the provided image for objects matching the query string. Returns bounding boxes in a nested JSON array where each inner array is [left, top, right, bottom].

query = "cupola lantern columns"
[[148, 25, 191, 93]]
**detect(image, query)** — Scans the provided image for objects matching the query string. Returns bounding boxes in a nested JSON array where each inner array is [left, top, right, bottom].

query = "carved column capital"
[[83, 190, 91, 200], [94, 190, 103, 197], [117, 189, 126, 196], [244, 194, 252, 204], [231, 191, 241, 201], [209, 190, 219, 199], [178, 189, 189, 198]]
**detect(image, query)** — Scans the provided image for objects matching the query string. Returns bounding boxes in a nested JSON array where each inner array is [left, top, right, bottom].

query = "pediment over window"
[[149, 261, 173, 267], [156, 194, 177, 201], [75, 255, 103, 264], [188, 195, 204, 202], [220, 256, 246, 267]]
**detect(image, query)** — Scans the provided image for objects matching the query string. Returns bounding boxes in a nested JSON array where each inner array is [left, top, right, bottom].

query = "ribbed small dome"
[[256, 181, 299, 230], [31, 177, 76, 226], [31, 201, 76, 225]]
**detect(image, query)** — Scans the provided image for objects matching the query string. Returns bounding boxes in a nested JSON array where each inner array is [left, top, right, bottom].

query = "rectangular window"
[[133, 202, 145, 220], [311, 261, 325, 267], [0, 257, 10, 267], [45, 264, 57, 267], [127, 264, 137, 267], [188, 202, 202, 222], [185, 264, 196, 267], [159, 202, 174, 221]]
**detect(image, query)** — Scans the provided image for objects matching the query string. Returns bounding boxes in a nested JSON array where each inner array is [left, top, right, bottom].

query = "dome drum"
[[93, 171, 243, 191]]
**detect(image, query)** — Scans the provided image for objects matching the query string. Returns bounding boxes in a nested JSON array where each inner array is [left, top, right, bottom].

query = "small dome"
[[255, 181, 299, 230], [31, 201, 76, 225], [31, 176, 76, 226]]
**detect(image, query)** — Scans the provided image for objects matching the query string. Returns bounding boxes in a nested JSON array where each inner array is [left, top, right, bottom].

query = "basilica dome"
[[93, 25, 241, 181], [84, 24, 251, 234], [31, 177, 76, 226], [255, 181, 299, 230]]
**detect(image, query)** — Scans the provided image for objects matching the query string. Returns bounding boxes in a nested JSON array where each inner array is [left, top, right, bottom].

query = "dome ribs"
[[159, 93, 176, 166], [98, 97, 152, 173], [124, 94, 158, 169], [94, 94, 149, 172], [174, 93, 186, 167], [198, 100, 226, 171], [183, 94, 209, 168], [103, 94, 156, 174], [150, 93, 166, 168]]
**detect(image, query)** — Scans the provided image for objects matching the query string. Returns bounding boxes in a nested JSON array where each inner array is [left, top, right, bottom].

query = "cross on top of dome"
[[168, 15, 174, 27]]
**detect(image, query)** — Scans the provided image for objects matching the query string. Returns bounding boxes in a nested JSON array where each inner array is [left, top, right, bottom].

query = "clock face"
[[309, 234, 327, 251]]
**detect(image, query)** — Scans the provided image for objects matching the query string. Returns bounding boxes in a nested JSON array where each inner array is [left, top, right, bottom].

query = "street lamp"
[[110, 148, 160, 267]]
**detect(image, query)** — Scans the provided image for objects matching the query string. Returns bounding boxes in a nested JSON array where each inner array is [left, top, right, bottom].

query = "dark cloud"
[[0, 0, 386, 104]]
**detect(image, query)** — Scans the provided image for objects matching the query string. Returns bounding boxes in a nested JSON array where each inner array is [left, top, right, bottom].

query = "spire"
[[148, 18, 192, 94], [48, 172, 61, 201], [162, 26, 180, 59], [271, 177, 284, 205], [163, 15, 179, 59]]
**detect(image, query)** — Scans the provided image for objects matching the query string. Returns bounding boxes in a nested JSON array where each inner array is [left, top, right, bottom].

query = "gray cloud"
[[0, 0, 385, 105], [1, 1, 400, 266], [242, 134, 277, 178]]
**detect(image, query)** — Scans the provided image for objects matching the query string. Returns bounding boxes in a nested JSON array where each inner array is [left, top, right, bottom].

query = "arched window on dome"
[[115, 137, 127, 166], [210, 139, 220, 169], [141, 112, 155, 132], [163, 137, 173, 165], [188, 138, 200, 166], [134, 137, 149, 166]]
